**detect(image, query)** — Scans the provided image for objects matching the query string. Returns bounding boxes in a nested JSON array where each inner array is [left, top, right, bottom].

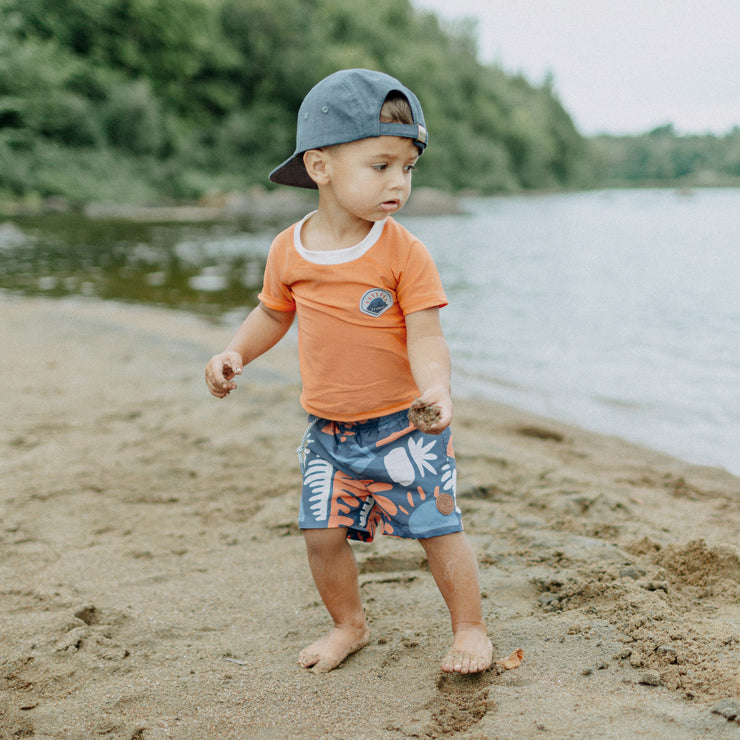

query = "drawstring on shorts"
[[296, 418, 318, 470]]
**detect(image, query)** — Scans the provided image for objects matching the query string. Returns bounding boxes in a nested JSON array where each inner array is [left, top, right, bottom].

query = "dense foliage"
[[0, 0, 736, 207], [0, 0, 589, 205], [590, 125, 740, 187]]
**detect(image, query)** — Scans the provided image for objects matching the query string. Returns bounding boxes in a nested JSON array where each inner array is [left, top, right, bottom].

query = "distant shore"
[[0, 185, 464, 226], [4, 183, 739, 226]]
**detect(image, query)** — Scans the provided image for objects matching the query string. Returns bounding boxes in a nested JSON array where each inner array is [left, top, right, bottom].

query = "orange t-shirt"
[[258, 214, 448, 421]]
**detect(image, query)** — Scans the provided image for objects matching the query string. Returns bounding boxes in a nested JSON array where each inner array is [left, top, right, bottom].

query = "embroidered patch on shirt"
[[360, 288, 394, 317]]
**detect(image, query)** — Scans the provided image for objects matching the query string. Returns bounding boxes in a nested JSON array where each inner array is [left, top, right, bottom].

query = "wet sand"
[[1, 295, 738, 739]]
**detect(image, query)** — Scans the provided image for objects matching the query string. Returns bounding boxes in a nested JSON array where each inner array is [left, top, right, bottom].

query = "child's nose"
[[389, 166, 409, 189]]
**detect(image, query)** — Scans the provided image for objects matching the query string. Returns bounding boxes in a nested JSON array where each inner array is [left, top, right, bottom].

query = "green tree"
[[0, 0, 598, 204]]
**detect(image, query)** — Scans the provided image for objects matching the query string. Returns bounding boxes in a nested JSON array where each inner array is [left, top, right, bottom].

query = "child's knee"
[[303, 527, 349, 556], [418, 530, 466, 552]]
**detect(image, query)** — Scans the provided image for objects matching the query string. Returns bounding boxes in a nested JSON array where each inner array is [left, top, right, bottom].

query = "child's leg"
[[419, 531, 493, 674], [299, 528, 370, 673]]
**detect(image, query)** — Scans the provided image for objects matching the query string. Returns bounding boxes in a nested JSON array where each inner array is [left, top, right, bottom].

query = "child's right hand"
[[205, 351, 243, 398]]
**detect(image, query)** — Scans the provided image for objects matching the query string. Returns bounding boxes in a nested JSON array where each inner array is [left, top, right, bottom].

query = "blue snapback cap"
[[269, 68, 428, 189]]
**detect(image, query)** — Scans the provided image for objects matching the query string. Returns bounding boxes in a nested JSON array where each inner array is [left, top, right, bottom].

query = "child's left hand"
[[409, 386, 452, 434]]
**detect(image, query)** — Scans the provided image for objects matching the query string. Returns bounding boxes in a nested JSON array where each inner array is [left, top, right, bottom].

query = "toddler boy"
[[205, 69, 492, 674]]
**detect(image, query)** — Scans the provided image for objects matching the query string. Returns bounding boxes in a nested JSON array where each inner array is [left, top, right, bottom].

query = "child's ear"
[[303, 149, 330, 186]]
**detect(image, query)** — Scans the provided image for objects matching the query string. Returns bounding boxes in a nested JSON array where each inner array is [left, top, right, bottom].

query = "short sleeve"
[[257, 234, 297, 312], [394, 237, 448, 315]]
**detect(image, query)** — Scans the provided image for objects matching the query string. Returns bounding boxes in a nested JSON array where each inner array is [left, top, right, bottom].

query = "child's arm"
[[205, 302, 295, 398], [405, 307, 452, 433]]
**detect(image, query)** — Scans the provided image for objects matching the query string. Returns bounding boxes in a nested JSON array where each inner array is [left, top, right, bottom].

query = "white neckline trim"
[[293, 212, 387, 265]]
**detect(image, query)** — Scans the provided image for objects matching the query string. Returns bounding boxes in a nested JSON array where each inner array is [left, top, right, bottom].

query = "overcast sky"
[[413, 0, 740, 136]]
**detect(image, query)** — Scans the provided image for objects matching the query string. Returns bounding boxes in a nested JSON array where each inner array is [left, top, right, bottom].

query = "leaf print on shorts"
[[327, 470, 363, 529], [364, 487, 398, 536], [383, 435, 440, 486], [440, 461, 456, 493], [328, 474, 394, 531], [304, 457, 334, 522], [408, 436, 438, 477]]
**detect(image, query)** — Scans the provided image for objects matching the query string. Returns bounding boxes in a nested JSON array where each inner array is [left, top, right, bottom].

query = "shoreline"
[[2, 294, 739, 738], [5, 184, 739, 222], [448, 374, 739, 482], [0, 186, 462, 223]]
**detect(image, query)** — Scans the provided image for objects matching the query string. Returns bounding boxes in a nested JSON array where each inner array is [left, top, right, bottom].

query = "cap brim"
[[268, 153, 318, 190]]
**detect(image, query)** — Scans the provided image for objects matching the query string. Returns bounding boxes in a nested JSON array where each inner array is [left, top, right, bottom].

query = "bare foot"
[[298, 625, 370, 674], [441, 624, 493, 674]]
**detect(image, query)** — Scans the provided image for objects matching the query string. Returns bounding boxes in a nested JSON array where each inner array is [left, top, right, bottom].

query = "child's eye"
[[405, 163, 417, 173], [372, 163, 388, 171]]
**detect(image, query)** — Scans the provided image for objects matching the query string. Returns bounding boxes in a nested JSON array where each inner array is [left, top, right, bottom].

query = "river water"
[[402, 188, 740, 477], [2, 188, 738, 476]]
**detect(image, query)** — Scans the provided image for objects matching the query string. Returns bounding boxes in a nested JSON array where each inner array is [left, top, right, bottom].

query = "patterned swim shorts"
[[297, 409, 462, 542]]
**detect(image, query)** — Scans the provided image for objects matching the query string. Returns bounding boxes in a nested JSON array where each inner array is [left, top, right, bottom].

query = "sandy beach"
[[1, 294, 739, 739]]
